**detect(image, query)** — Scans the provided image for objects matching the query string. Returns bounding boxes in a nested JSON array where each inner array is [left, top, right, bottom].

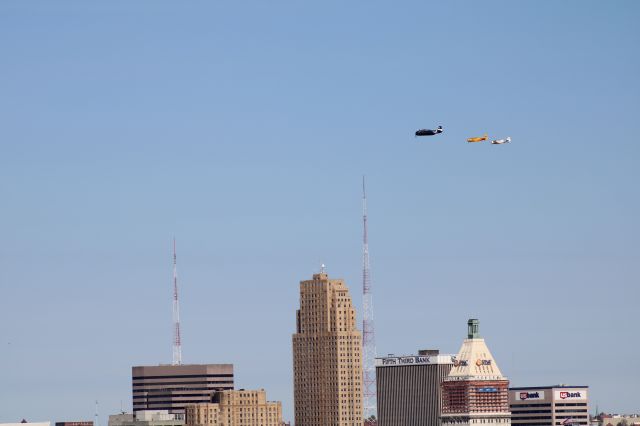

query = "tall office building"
[[441, 319, 511, 426], [510, 385, 589, 426], [376, 349, 454, 426], [132, 364, 234, 415], [292, 271, 363, 426]]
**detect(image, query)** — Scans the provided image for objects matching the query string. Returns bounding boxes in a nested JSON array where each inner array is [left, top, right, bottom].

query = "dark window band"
[[133, 374, 233, 380]]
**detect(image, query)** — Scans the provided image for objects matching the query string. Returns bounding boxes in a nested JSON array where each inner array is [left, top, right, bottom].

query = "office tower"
[[375, 349, 454, 426], [132, 364, 234, 415], [441, 319, 511, 426], [184, 389, 282, 426], [510, 385, 589, 426], [292, 270, 363, 426]]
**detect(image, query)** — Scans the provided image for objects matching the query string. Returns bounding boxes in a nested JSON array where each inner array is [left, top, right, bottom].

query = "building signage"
[[379, 356, 431, 366], [516, 391, 545, 400], [554, 390, 587, 401], [475, 359, 492, 366], [554, 389, 587, 401], [478, 387, 498, 393], [453, 359, 468, 367]]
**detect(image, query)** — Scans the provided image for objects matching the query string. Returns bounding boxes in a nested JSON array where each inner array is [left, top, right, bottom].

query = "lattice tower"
[[362, 177, 377, 420]]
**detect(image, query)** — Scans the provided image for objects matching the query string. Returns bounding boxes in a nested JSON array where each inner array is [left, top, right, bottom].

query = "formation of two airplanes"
[[415, 126, 512, 145]]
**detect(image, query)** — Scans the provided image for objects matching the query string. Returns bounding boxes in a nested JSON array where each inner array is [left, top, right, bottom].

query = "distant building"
[[55, 422, 93, 426], [108, 411, 183, 426], [132, 364, 234, 415], [1, 422, 50, 426], [601, 415, 640, 426], [292, 271, 363, 426], [108, 414, 134, 426], [509, 385, 589, 426], [441, 319, 511, 426], [184, 389, 282, 426], [376, 349, 454, 426]]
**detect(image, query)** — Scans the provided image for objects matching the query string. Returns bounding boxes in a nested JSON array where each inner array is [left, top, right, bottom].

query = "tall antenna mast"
[[172, 238, 182, 365], [362, 176, 377, 421]]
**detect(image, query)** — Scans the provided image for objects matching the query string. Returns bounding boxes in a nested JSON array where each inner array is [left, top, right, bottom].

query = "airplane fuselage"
[[416, 128, 443, 136], [467, 133, 488, 143], [491, 137, 511, 144]]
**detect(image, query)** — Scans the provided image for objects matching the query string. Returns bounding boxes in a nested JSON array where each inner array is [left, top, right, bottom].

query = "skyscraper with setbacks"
[[292, 270, 363, 426]]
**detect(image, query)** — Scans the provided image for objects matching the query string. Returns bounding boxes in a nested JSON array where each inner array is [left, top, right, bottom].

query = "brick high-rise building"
[[185, 389, 282, 426], [292, 271, 363, 426], [441, 319, 511, 426]]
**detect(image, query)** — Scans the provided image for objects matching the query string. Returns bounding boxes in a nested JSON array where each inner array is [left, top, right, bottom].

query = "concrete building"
[[509, 386, 589, 426], [184, 389, 282, 426], [441, 319, 511, 426], [375, 349, 454, 426], [108, 411, 183, 426], [132, 364, 234, 415], [108, 414, 135, 426], [292, 271, 363, 426]]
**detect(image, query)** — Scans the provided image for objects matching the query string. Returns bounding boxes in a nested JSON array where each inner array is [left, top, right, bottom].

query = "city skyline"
[[2, 0, 639, 424]]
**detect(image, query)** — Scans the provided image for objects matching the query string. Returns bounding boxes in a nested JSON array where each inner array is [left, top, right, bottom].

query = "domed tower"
[[441, 319, 511, 426]]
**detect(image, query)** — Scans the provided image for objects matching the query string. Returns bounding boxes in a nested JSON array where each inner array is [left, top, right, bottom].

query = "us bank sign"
[[515, 391, 545, 401], [554, 389, 587, 401]]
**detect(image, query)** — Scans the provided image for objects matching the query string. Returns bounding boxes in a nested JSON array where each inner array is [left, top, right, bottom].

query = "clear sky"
[[1, 0, 639, 423]]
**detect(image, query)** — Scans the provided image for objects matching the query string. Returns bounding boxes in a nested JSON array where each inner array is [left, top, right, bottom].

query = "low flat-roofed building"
[[185, 389, 282, 426], [108, 411, 183, 426], [601, 415, 640, 426], [108, 414, 134, 426], [56, 422, 93, 426], [510, 385, 589, 426]]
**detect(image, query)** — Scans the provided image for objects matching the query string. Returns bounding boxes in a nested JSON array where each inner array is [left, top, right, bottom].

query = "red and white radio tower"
[[362, 177, 377, 421], [172, 238, 182, 365]]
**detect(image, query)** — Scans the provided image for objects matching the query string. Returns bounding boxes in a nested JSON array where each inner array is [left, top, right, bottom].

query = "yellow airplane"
[[467, 133, 488, 143]]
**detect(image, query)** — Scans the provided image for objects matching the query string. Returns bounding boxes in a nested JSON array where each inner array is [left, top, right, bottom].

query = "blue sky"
[[1, 1, 639, 423]]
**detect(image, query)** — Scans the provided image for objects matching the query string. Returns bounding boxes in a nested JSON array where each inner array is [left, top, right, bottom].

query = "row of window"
[[513, 417, 553, 420], [133, 380, 234, 386], [134, 394, 224, 400], [555, 403, 587, 407], [512, 404, 552, 408], [132, 374, 233, 380]]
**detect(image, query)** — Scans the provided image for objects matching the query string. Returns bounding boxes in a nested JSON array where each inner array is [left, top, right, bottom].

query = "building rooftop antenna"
[[362, 176, 377, 420], [172, 238, 182, 365]]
